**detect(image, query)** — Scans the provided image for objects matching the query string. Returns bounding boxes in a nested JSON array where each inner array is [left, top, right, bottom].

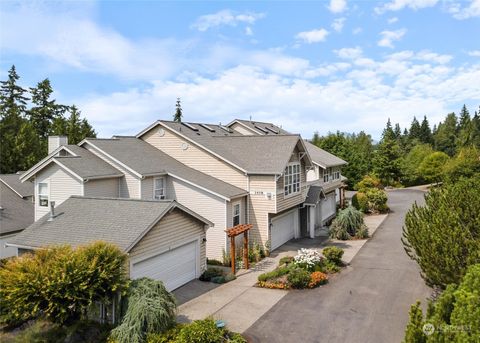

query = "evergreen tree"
[[419, 116, 432, 144], [173, 97, 182, 122], [0, 65, 30, 173], [373, 119, 403, 185], [434, 112, 458, 156], [472, 111, 480, 148], [50, 105, 96, 144], [408, 116, 422, 143], [394, 123, 402, 140], [457, 104, 473, 149], [13, 121, 43, 171]]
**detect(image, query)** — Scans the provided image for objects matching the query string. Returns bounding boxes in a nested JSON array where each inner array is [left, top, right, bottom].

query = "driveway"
[[245, 189, 432, 343]]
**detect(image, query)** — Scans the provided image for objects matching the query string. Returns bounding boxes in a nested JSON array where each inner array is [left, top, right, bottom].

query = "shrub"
[[257, 267, 289, 282], [224, 273, 236, 282], [287, 268, 311, 289], [199, 268, 224, 281], [109, 278, 176, 343], [322, 246, 344, 265], [293, 248, 323, 271], [0, 242, 128, 326], [355, 175, 382, 192], [257, 280, 290, 290], [365, 188, 389, 214], [403, 301, 426, 343], [329, 206, 367, 240], [443, 146, 480, 182], [206, 258, 223, 266], [323, 261, 341, 273], [279, 256, 294, 266], [176, 318, 224, 343], [147, 324, 184, 343], [211, 276, 226, 284], [402, 177, 480, 288], [355, 225, 369, 239], [416, 151, 450, 183], [351, 192, 368, 212], [308, 272, 328, 288]]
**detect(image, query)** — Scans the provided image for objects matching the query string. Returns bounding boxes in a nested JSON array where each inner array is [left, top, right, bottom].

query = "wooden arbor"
[[225, 224, 253, 274]]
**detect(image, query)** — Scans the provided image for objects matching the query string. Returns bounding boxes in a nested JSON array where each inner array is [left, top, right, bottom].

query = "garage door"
[[131, 240, 198, 291], [321, 193, 336, 221], [271, 209, 297, 250]]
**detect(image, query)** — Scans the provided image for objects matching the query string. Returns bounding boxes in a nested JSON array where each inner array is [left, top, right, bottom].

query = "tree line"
[[0, 65, 96, 174], [312, 105, 480, 188]]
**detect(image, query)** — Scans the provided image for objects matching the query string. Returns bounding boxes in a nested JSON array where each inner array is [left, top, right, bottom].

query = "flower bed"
[[256, 247, 344, 290]]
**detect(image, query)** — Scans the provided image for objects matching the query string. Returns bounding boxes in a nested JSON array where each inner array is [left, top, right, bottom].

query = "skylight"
[[199, 124, 215, 132], [265, 126, 279, 134], [254, 125, 269, 134], [181, 122, 199, 131]]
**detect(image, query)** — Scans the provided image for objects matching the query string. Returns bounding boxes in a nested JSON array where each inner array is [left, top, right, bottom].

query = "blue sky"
[[1, 0, 479, 140]]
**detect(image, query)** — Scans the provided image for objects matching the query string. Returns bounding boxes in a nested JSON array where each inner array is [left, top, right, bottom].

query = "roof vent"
[[199, 124, 215, 132], [181, 122, 199, 131], [48, 201, 57, 221]]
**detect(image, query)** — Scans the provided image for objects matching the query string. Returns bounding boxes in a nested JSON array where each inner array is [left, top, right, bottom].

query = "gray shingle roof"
[[85, 137, 247, 199], [229, 119, 291, 135], [304, 185, 324, 205], [55, 145, 123, 179], [304, 141, 347, 168], [152, 121, 309, 174], [0, 182, 34, 235], [8, 196, 210, 251], [0, 173, 33, 197]]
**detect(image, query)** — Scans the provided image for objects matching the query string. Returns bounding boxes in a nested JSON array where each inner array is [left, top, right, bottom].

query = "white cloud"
[[352, 27, 363, 35], [331, 18, 346, 32], [328, 0, 348, 13], [335, 47, 363, 59], [378, 29, 407, 48], [191, 10, 265, 31], [295, 28, 329, 44], [375, 0, 438, 14], [388, 17, 399, 24], [245, 26, 253, 36], [468, 50, 480, 57], [448, 0, 480, 20]]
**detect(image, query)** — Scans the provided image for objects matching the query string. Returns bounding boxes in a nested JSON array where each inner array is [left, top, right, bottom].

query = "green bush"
[[109, 278, 176, 343], [258, 267, 289, 282], [176, 319, 224, 343], [146, 324, 184, 343], [323, 261, 341, 273], [322, 246, 344, 265], [0, 242, 128, 326], [206, 258, 223, 266], [355, 175, 382, 192], [287, 268, 311, 289], [351, 192, 368, 212], [199, 268, 224, 281], [365, 188, 389, 214], [224, 273, 236, 282], [279, 256, 294, 266], [402, 177, 480, 288], [329, 206, 367, 240], [403, 302, 426, 343], [443, 146, 480, 182]]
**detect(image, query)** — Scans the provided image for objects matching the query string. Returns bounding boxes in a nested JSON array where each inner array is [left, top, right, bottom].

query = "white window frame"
[[284, 162, 301, 197], [38, 182, 49, 207], [153, 177, 165, 200], [232, 202, 241, 226], [323, 168, 329, 183]]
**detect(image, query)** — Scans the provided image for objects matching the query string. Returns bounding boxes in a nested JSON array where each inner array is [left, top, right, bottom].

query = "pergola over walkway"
[[225, 224, 253, 274]]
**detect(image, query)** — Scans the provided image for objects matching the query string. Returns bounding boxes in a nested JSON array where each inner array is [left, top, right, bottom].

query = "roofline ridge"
[[70, 195, 175, 203]]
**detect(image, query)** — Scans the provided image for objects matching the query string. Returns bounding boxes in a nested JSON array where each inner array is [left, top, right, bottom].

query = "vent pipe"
[[48, 201, 56, 221]]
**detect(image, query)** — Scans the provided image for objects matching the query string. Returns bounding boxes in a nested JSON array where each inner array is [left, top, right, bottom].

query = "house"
[[226, 119, 348, 236], [7, 197, 212, 291], [0, 172, 34, 258]]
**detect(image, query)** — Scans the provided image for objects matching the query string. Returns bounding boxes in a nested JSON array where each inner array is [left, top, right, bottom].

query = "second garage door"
[[271, 209, 298, 250], [131, 240, 198, 291]]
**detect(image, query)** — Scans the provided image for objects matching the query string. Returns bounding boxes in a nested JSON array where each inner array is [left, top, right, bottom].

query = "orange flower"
[[308, 271, 328, 288]]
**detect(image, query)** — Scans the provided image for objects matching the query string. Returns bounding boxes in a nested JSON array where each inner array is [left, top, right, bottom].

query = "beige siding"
[[83, 143, 141, 198], [276, 148, 308, 213], [35, 163, 83, 221], [141, 126, 247, 189], [129, 208, 207, 273], [83, 178, 119, 198], [248, 175, 276, 247], [230, 122, 256, 135], [166, 176, 228, 260]]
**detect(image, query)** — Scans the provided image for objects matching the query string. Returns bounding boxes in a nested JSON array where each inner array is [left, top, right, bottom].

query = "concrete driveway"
[[245, 189, 432, 343]]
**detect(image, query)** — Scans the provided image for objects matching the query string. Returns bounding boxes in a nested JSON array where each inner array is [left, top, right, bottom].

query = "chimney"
[[48, 201, 56, 221], [48, 136, 68, 154]]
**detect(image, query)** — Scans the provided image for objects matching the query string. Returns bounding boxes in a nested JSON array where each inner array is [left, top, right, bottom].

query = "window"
[[153, 177, 165, 200], [38, 182, 49, 207], [334, 171, 340, 180], [323, 169, 329, 182], [233, 203, 240, 226], [284, 163, 301, 196]]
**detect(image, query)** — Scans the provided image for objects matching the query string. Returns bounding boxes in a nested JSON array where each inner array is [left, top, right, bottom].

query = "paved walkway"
[[175, 213, 387, 333], [245, 189, 432, 343]]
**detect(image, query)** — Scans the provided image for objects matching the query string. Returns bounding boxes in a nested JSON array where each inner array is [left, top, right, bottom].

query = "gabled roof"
[[137, 121, 312, 175], [82, 137, 247, 200], [227, 119, 347, 168], [0, 173, 33, 197], [7, 196, 212, 252], [0, 182, 34, 235], [20, 145, 123, 182], [304, 185, 325, 206]]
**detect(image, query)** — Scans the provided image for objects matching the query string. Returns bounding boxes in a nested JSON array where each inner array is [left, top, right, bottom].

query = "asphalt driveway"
[[245, 189, 432, 343]]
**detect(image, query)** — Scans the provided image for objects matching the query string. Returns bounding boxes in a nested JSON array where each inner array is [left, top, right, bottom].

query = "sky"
[[1, 0, 479, 140]]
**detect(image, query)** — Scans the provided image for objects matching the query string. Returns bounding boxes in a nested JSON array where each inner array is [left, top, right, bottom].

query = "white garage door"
[[131, 240, 198, 291], [271, 209, 297, 250], [321, 193, 336, 221]]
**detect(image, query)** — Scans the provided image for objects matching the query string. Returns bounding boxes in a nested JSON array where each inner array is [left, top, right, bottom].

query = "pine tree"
[[173, 97, 182, 122], [419, 116, 432, 144], [394, 123, 402, 140], [403, 301, 426, 343], [457, 105, 473, 149], [434, 113, 458, 156], [50, 105, 96, 144], [408, 116, 422, 143], [14, 121, 43, 171], [0, 65, 30, 173], [373, 119, 403, 185]]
